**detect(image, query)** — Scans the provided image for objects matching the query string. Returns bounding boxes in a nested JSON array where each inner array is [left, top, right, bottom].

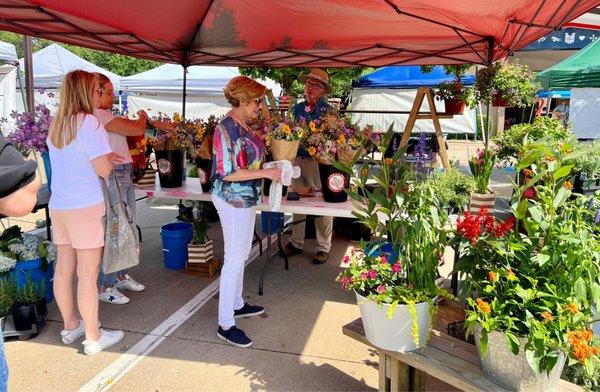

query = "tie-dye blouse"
[[210, 116, 265, 208]]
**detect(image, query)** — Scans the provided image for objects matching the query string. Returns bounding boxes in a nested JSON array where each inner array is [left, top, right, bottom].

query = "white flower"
[[0, 252, 16, 273]]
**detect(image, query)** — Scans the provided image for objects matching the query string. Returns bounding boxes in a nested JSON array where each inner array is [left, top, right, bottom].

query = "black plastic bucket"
[[155, 149, 184, 188], [195, 158, 213, 192], [318, 163, 349, 203]]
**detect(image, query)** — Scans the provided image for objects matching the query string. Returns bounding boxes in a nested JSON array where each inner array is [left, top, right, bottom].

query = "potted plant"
[[426, 167, 476, 213], [13, 275, 46, 331], [187, 203, 212, 264], [1, 227, 56, 303], [453, 140, 600, 390], [475, 61, 540, 108], [191, 115, 218, 193], [572, 139, 600, 194], [4, 90, 54, 186], [421, 64, 474, 114], [335, 127, 451, 351], [468, 148, 496, 213], [0, 277, 16, 332]]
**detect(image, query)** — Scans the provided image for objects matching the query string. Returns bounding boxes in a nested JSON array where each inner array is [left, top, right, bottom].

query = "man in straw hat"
[[283, 68, 333, 265]]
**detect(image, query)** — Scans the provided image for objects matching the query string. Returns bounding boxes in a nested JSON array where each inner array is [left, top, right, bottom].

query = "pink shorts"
[[50, 202, 106, 249]]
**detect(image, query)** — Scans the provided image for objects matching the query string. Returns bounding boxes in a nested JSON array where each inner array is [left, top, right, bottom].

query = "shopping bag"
[[100, 173, 139, 274]]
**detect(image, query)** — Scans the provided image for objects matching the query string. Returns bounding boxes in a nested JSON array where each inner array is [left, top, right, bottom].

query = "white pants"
[[212, 194, 256, 329], [290, 157, 333, 253]]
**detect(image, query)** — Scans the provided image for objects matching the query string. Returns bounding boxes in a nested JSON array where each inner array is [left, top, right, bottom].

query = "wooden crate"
[[185, 258, 221, 277]]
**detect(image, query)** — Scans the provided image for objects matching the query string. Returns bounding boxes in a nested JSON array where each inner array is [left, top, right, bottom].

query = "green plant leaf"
[[574, 277, 587, 302], [553, 187, 569, 209], [526, 349, 541, 374], [552, 164, 573, 181], [505, 332, 520, 355]]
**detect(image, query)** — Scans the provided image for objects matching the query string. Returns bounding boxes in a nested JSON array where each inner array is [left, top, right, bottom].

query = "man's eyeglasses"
[[306, 80, 324, 90]]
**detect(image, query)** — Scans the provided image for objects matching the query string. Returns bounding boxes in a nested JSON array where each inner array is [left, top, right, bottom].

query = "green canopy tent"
[[536, 38, 600, 89]]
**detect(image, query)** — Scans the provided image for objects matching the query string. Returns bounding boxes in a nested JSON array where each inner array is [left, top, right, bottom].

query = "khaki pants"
[[290, 157, 333, 253]]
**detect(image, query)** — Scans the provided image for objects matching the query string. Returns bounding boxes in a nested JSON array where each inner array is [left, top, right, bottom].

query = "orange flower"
[[540, 311, 554, 323], [563, 181, 573, 190], [476, 298, 491, 314], [487, 271, 497, 282], [384, 158, 393, 166], [566, 303, 579, 315], [523, 169, 533, 178], [568, 330, 598, 363]]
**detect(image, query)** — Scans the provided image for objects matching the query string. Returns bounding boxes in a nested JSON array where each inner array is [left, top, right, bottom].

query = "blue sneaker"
[[217, 326, 253, 348], [234, 303, 265, 319]]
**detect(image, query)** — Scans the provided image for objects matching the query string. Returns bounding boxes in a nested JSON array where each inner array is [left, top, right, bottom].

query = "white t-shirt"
[[48, 114, 112, 210], [94, 109, 133, 163]]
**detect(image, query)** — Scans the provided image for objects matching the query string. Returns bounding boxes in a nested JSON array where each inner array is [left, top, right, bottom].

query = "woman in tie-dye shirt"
[[210, 76, 281, 348]]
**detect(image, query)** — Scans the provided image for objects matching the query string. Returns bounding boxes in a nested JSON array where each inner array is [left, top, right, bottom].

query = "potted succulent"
[[453, 140, 600, 390], [187, 203, 212, 264], [475, 61, 540, 108], [468, 148, 496, 213], [335, 127, 451, 351]]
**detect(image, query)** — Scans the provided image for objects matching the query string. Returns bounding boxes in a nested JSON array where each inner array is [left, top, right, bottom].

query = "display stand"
[[398, 87, 453, 169]]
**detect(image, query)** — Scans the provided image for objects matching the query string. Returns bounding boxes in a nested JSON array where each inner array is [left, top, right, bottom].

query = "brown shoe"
[[283, 243, 303, 257], [312, 251, 329, 265]]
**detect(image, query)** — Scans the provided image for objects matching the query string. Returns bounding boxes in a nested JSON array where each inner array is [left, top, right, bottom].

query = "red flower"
[[457, 211, 482, 244], [524, 188, 536, 199], [493, 216, 515, 238]]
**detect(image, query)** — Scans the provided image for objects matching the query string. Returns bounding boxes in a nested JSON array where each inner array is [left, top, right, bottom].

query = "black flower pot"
[[155, 149, 184, 188], [12, 299, 47, 331], [195, 158, 213, 192], [318, 163, 349, 203]]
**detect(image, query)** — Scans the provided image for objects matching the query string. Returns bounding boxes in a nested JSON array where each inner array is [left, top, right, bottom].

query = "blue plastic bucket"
[[160, 222, 193, 269], [364, 242, 400, 264], [10, 258, 54, 303], [261, 212, 284, 234]]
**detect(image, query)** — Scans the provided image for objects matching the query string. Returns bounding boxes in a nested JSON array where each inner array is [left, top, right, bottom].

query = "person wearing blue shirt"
[[284, 69, 333, 265]]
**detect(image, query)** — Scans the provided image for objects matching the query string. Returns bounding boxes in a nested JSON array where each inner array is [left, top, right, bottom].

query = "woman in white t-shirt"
[[47, 70, 124, 355]]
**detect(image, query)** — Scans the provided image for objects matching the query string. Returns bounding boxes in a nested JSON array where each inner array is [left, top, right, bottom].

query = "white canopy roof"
[[18, 43, 121, 89], [120, 64, 281, 96], [0, 41, 17, 64]]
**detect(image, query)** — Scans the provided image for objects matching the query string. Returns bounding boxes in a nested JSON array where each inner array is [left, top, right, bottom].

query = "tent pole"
[[22, 35, 34, 113], [182, 65, 188, 119], [485, 101, 490, 147]]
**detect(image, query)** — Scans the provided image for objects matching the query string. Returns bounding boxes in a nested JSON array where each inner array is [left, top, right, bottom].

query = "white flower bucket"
[[355, 291, 431, 352]]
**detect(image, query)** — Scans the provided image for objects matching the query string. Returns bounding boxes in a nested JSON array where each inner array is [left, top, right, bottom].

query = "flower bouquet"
[[264, 115, 307, 162]]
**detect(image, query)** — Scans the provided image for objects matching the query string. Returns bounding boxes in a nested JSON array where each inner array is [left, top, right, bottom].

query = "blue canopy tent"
[[349, 66, 477, 134], [353, 65, 475, 88]]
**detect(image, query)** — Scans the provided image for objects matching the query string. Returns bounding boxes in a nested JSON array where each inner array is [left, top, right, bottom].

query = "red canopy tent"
[[0, 0, 599, 67]]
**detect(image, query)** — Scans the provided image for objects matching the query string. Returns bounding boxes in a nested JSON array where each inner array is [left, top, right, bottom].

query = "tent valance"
[[354, 65, 475, 88], [0, 0, 599, 67]]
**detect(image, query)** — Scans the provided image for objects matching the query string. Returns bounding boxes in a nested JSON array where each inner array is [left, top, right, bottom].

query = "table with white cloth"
[[136, 179, 356, 294]]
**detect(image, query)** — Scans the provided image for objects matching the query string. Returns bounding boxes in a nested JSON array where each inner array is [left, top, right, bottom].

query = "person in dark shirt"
[[284, 69, 333, 265], [0, 131, 41, 391]]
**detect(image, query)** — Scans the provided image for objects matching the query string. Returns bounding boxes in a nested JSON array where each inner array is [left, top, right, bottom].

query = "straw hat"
[[299, 68, 331, 92]]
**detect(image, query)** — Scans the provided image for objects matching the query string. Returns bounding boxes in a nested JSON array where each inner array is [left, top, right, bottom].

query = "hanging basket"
[[492, 93, 509, 107], [444, 98, 465, 115]]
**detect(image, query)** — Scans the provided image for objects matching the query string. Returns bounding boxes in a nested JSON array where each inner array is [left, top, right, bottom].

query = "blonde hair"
[[223, 76, 266, 107], [49, 70, 98, 148], [95, 72, 111, 89]]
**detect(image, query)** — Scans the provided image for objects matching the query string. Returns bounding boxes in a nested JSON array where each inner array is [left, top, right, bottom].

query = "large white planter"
[[474, 325, 566, 392], [355, 292, 431, 352]]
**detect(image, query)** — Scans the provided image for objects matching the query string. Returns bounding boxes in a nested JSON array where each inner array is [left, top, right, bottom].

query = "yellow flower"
[[476, 298, 491, 315], [567, 303, 579, 315], [309, 121, 317, 133], [541, 311, 554, 323], [308, 146, 317, 156], [564, 181, 573, 190], [173, 112, 181, 124], [281, 124, 292, 135], [337, 134, 346, 145]]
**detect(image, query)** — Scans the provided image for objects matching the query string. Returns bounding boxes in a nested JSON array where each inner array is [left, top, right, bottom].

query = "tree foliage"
[[239, 67, 371, 98], [0, 31, 160, 77]]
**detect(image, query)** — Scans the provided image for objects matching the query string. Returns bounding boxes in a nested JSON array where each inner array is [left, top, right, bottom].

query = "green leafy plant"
[[16, 275, 44, 304], [426, 167, 476, 210], [191, 202, 211, 245], [562, 337, 600, 391], [468, 148, 496, 194], [187, 165, 199, 178], [475, 62, 540, 107], [493, 117, 574, 164], [0, 278, 16, 317], [572, 140, 600, 181], [454, 139, 600, 375]]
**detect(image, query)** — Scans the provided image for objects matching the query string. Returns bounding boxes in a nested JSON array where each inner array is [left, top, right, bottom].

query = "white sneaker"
[[114, 274, 145, 292], [82, 329, 124, 356], [61, 319, 85, 344], [99, 287, 130, 305]]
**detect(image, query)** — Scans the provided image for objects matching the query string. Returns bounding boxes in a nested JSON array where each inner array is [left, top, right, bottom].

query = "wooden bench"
[[342, 318, 582, 392]]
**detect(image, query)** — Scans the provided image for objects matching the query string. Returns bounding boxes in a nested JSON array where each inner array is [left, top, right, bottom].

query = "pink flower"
[[367, 269, 377, 280], [524, 188, 536, 199], [342, 255, 350, 264], [376, 284, 387, 294], [360, 272, 368, 281], [392, 262, 401, 274], [380, 254, 388, 264]]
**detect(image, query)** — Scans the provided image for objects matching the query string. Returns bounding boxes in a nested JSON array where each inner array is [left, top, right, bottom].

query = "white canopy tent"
[[0, 42, 18, 122], [120, 64, 281, 119], [0, 41, 18, 64], [348, 89, 477, 135]]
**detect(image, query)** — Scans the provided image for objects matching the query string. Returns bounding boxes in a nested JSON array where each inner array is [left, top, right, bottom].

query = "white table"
[[136, 177, 357, 294]]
